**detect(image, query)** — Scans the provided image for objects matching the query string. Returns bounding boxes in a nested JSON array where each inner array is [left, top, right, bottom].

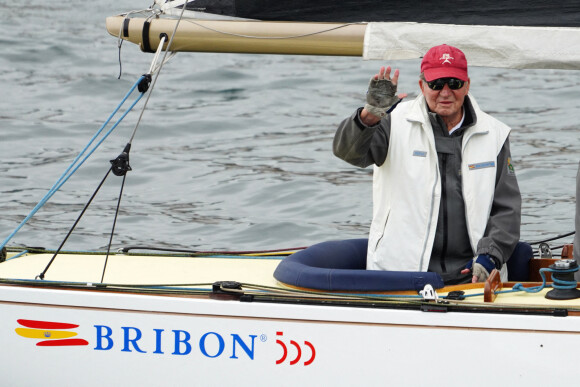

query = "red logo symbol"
[[275, 331, 315, 366], [15, 319, 89, 346]]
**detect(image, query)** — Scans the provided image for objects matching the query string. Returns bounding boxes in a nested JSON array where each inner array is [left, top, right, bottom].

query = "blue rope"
[[0, 76, 146, 250], [336, 267, 578, 300], [512, 268, 553, 293], [549, 267, 579, 290], [7, 250, 29, 260], [460, 268, 552, 298], [413, 266, 579, 300]]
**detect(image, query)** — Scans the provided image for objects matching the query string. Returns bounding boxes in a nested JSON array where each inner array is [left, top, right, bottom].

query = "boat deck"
[[0, 251, 282, 287], [2, 250, 580, 310]]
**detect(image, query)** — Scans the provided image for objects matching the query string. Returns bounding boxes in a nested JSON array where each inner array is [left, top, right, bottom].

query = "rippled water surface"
[[1, 1, 579, 251]]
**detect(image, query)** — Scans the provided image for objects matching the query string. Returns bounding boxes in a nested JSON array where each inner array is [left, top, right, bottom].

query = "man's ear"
[[418, 79, 427, 96]]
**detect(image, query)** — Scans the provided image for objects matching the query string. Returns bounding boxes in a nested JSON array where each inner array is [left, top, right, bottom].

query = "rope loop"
[[511, 261, 579, 295]]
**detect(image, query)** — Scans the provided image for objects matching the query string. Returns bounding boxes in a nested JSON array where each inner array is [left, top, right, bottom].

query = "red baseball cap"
[[421, 44, 468, 82]]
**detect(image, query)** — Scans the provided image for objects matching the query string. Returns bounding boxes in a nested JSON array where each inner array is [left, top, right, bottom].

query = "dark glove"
[[464, 254, 497, 282], [364, 77, 400, 118]]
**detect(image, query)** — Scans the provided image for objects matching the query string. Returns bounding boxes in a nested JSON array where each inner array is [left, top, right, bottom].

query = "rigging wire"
[[116, 8, 159, 78], [4, 5, 186, 276], [101, 172, 129, 283], [526, 231, 575, 245], [0, 78, 146, 252], [117, 245, 305, 255], [123, 2, 365, 43], [117, 39, 123, 79], [37, 169, 113, 280], [96, 3, 188, 281], [181, 18, 366, 40]]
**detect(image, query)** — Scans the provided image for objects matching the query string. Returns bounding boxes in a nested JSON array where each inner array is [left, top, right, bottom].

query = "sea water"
[[1, 0, 579, 252]]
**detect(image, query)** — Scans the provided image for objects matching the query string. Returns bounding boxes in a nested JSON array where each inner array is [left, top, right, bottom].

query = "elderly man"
[[333, 44, 521, 284]]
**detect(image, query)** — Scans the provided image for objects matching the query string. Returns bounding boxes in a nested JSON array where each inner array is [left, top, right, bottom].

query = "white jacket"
[[367, 94, 511, 272]]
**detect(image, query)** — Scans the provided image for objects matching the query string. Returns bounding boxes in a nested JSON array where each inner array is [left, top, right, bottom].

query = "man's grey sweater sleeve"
[[476, 137, 522, 265], [333, 108, 390, 168]]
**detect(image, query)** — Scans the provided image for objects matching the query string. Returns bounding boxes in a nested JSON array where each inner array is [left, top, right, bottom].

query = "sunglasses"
[[425, 78, 465, 91]]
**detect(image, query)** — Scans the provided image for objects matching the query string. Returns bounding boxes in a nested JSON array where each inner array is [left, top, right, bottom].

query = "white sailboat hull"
[[2, 284, 580, 385]]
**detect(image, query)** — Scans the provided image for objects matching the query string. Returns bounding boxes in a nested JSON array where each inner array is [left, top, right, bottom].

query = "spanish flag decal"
[[15, 319, 89, 346]]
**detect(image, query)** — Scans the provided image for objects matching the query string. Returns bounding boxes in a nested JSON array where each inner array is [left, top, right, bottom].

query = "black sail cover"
[[185, 0, 580, 26]]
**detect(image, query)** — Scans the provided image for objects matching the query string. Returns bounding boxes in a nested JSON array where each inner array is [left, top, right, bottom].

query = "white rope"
[[127, 1, 187, 144], [146, 35, 178, 80], [148, 35, 168, 74], [157, 0, 188, 11]]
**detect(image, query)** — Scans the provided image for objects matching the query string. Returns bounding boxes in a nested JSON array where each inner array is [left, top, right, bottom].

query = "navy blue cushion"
[[506, 241, 533, 281], [273, 239, 444, 291]]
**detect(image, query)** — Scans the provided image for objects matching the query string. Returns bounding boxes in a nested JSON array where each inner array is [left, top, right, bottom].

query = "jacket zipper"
[[440, 153, 448, 273]]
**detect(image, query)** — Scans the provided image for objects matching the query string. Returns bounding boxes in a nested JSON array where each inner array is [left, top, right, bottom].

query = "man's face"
[[419, 78, 470, 120]]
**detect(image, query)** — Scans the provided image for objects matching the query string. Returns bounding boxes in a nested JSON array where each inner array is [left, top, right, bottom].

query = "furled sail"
[[364, 23, 580, 70]]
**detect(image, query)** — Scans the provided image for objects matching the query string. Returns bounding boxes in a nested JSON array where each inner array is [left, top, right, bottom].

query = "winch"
[[545, 259, 580, 300]]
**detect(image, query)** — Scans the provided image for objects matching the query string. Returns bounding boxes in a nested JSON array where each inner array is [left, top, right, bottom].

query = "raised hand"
[[363, 66, 407, 122]]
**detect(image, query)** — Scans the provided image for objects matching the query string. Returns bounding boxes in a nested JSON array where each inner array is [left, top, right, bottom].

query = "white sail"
[[364, 22, 580, 70]]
